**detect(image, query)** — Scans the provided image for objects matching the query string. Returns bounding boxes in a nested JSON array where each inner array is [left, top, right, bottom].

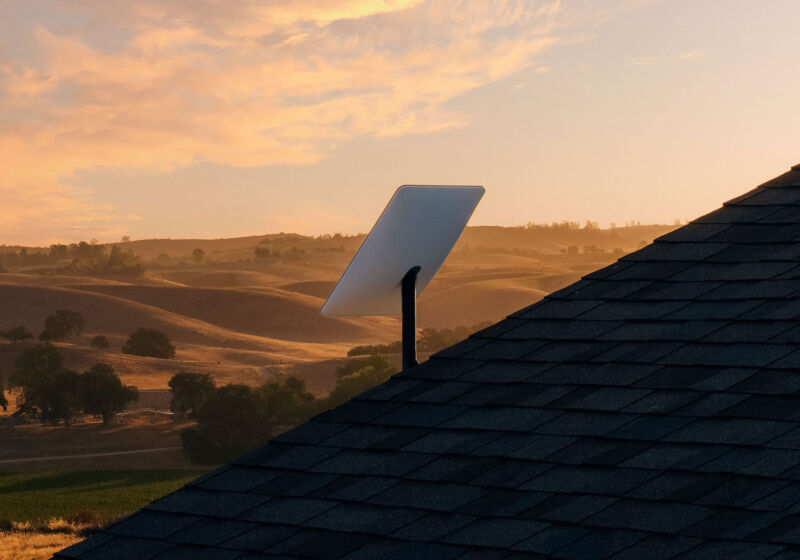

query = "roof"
[[57, 164, 800, 560]]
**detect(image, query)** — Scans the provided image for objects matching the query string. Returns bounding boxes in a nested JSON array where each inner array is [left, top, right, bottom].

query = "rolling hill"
[[0, 223, 677, 394]]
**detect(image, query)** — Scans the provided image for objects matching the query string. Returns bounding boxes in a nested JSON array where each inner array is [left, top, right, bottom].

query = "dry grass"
[[0, 516, 100, 560], [0, 227, 670, 394], [0, 530, 82, 560]]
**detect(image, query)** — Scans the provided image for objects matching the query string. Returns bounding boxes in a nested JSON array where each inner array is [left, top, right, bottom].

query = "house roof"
[[57, 164, 800, 560]]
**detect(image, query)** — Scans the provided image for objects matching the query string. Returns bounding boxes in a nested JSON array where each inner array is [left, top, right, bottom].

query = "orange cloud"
[[0, 0, 564, 243]]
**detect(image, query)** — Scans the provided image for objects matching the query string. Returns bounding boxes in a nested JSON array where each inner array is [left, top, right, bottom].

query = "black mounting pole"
[[401, 266, 421, 372]]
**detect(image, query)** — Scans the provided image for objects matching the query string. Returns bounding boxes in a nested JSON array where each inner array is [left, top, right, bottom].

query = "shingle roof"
[[58, 164, 800, 560]]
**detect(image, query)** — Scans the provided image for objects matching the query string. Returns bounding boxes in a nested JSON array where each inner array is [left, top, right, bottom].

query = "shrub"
[[122, 328, 175, 359], [90, 335, 110, 350], [347, 341, 402, 357], [325, 355, 395, 409], [334, 354, 393, 379], [1, 325, 34, 343], [346, 323, 492, 357], [65, 510, 102, 528]]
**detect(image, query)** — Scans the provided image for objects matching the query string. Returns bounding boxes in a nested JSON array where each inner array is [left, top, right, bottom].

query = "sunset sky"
[[1, 0, 799, 245]]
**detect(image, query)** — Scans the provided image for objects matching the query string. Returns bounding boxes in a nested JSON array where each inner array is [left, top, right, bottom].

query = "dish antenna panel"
[[322, 185, 484, 371]]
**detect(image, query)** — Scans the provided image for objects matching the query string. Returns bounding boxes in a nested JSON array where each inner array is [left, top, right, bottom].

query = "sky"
[[1, 0, 799, 245]]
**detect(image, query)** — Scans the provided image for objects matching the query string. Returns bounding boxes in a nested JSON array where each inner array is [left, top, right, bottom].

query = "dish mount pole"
[[401, 266, 421, 371]]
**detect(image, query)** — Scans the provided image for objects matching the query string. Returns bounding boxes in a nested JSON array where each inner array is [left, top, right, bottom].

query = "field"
[[0, 419, 207, 559], [0, 223, 676, 558], [0, 416, 192, 469], [0, 469, 204, 560], [0, 469, 204, 524]]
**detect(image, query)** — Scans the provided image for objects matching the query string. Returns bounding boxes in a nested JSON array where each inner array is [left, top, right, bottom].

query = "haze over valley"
[[0, 222, 674, 397]]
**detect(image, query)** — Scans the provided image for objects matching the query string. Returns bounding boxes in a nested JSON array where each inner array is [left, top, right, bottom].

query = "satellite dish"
[[322, 185, 484, 370]]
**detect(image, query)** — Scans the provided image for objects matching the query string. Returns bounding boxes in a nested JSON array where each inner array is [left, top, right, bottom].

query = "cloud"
[[631, 50, 703, 66], [0, 0, 565, 243]]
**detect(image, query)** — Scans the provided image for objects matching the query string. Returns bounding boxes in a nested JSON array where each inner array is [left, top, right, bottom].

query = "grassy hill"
[[0, 223, 677, 393]]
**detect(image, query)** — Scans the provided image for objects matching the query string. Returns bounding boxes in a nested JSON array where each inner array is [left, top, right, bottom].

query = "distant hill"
[[0, 223, 678, 392], [2, 224, 676, 262]]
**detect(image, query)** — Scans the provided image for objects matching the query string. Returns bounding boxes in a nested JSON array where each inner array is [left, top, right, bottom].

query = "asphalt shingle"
[[512, 525, 590, 555], [552, 529, 645, 560], [216, 523, 297, 551], [442, 518, 548, 548], [303, 503, 424, 535], [586, 499, 715, 533]]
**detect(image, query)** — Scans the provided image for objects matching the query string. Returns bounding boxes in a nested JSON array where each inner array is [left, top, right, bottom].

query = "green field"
[[0, 470, 206, 524]]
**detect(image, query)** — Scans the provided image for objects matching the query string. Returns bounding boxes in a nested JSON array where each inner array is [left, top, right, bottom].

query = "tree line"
[[2, 345, 138, 426], [1, 350, 395, 463], [1, 310, 86, 343], [0, 241, 143, 276], [347, 322, 492, 357], [0, 308, 400, 466], [170, 354, 396, 464], [1, 310, 176, 359], [253, 246, 308, 261]]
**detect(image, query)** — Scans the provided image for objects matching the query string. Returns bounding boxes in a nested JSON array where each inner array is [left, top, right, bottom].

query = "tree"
[[77, 363, 139, 425], [69, 241, 106, 269], [104, 245, 144, 276], [325, 355, 395, 409], [90, 335, 110, 350], [8, 345, 80, 426], [43, 369, 81, 427], [181, 384, 270, 463], [180, 377, 316, 464], [168, 372, 216, 416], [192, 248, 205, 264], [39, 310, 85, 342], [122, 328, 175, 359], [9, 344, 63, 394], [1, 325, 33, 343], [49, 244, 68, 260], [258, 377, 316, 428]]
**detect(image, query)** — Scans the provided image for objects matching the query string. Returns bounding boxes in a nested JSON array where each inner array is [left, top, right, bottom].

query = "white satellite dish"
[[322, 185, 484, 370]]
